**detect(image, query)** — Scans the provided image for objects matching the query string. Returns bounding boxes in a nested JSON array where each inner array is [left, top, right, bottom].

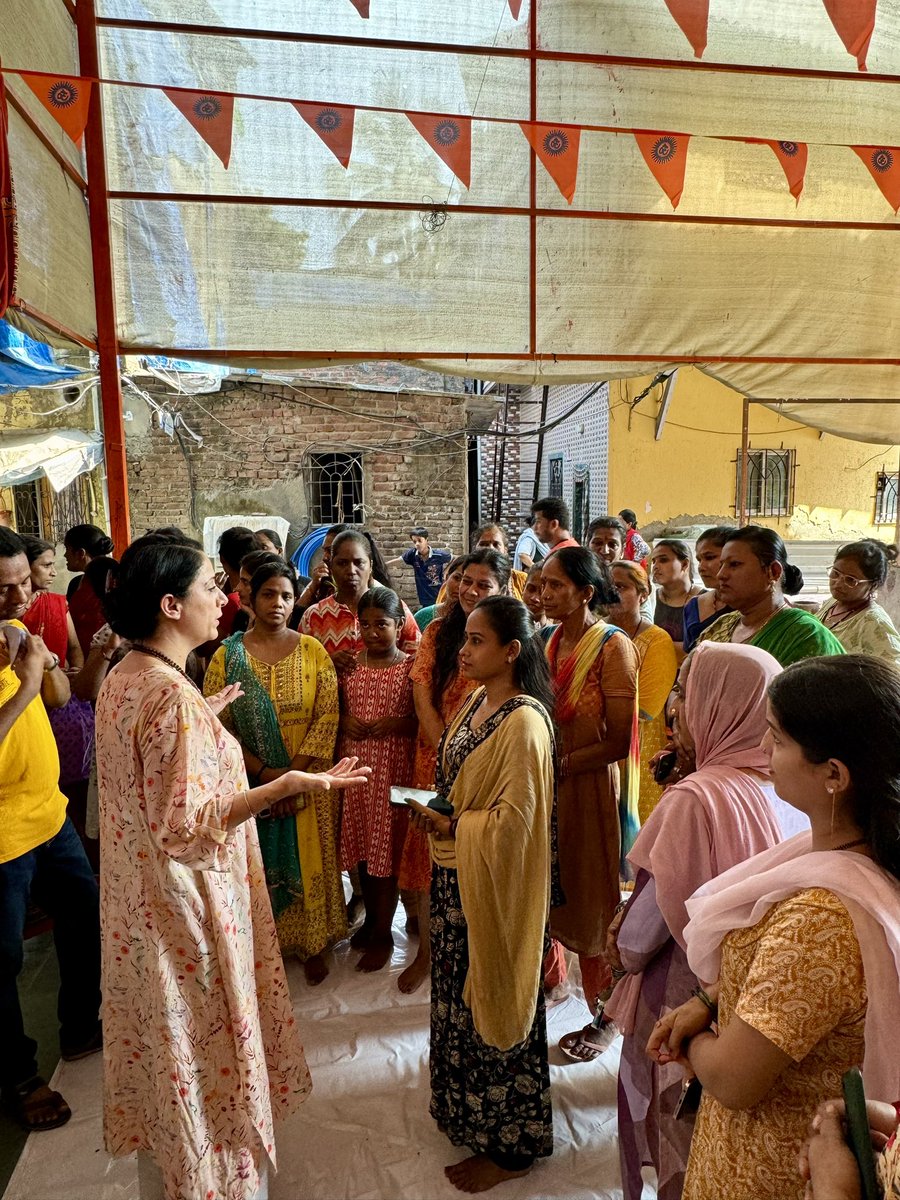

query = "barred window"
[[308, 452, 364, 525], [736, 448, 796, 518], [548, 454, 563, 499], [875, 472, 898, 526]]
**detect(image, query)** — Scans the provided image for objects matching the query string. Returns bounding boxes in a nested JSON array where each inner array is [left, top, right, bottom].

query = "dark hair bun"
[[782, 562, 804, 596], [885, 543, 899, 563]]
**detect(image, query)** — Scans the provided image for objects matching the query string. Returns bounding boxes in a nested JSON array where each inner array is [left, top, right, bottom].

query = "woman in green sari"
[[205, 561, 342, 985], [699, 527, 844, 665]]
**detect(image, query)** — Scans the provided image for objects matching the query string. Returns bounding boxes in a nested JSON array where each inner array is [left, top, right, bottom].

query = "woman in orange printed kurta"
[[540, 547, 640, 1063], [96, 536, 369, 1200]]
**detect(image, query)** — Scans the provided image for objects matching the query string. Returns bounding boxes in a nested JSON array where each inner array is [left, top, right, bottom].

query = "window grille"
[[12, 481, 43, 538], [548, 454, 564, 499], [735, 449, 796, 518], [48, 472, 99, 544], [308, 452, 364, 525], [875, 472, 898, 526]]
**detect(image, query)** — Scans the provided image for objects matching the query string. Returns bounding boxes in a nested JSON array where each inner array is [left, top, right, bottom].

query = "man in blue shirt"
[[389, 528, 451, 607]]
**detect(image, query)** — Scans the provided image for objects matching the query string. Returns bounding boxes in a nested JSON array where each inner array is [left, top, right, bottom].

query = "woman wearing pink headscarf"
[[605, 642, 789, 1200], [647, 655, 900, 1200]]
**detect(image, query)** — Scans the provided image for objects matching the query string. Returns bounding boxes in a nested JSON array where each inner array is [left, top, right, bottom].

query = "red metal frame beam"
[[5, 90, 87, 191], [115, 349, 900, 367], [94, 16, 900, 87], [58, 0, 76, 21], [106, 189, 900, 232], [75, 0, 131, 551], [528, 0, 537, 357], [7, 297, 97, 349]]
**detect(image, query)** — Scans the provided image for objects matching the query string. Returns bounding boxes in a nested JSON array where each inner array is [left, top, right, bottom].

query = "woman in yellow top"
[[408, 596, 556, 1195], [205, 560, 341, 986], [608, 561, 679, 822]]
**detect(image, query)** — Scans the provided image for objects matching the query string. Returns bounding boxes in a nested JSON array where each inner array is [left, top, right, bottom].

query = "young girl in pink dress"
[[338, 586, 418, 971]]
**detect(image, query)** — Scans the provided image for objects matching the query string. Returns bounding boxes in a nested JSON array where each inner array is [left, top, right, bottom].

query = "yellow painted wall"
[[607, 368, 900, 540]]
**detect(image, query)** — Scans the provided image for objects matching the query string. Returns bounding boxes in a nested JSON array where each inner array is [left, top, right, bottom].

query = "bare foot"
[[356, 936, 394, 973], [303, 954, 329, 986], [397, 953, 430, 994], [350, 921, 372, 950], [445, 1154, 531, 1193]]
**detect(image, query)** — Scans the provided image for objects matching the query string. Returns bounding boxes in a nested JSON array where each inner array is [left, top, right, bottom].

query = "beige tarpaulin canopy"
[[2, 1, 900, 443]]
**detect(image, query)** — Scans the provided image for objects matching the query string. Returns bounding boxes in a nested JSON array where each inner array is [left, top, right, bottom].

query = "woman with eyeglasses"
[[816, 539, 900, 668]]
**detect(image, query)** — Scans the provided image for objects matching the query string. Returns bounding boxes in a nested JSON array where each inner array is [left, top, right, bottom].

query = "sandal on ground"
[[558, 1021, 620, 1063], [2, 1075, 72, 1131]]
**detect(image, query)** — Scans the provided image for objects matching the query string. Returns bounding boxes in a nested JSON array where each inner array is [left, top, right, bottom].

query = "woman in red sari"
[[64, 524, 116, 656]]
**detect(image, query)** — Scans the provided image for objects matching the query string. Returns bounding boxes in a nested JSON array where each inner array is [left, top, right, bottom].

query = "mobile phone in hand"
[[673, 1076, 702, 1121], [842, 1067, 880, 1200], [653, 749, 677, 784]]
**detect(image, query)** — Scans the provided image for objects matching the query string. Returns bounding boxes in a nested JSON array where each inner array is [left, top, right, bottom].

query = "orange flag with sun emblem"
[[822, 0, 877, 70], [407, 114, 472, 188], [634, 132, 691, 208], [18, 73, 92, 146], [508, 0, 523, 17], [852, 145, 900, 212], [293, 103, 356, 168], [348, 0, 370, 15], [765, 140, 809, 201], [519, 123, 581, 204], [662, 0, 709, 57], [164, 89, 234, 169]]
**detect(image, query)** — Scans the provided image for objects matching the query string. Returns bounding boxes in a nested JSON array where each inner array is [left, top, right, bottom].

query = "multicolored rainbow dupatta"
[[547, 621, 641, 877]]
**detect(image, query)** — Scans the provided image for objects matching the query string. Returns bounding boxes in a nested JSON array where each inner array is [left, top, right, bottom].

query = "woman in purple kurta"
[[605, 643, 788, 1200]]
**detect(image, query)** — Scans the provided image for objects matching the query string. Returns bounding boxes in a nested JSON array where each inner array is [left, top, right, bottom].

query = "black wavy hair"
[[0, 528, 26, 560], [727, 525, 804, 595], [64, 523, 114, 557], [240, 549, 282, 579], [696, 524, 739, 549], [586, 515, 626, 543], [472, 523, 510, 552], [472, 595, 555, 715], [432, 549, 511, 705], [330, 529, 392, 588], [768, 656, 900, 882], [22, 535, 55, 564], [358, 584, 406, 626], [834, 538, 898, 589], [250, 560, 299, 602], [105, 537, 206, 640], [217, 526, 263, 573], [259, 527, 283, 552], [550, 546, 619, 611], [532, 496, 571, 528]]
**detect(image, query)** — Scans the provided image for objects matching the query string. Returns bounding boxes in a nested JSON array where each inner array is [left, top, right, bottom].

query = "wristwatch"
[[44, 653, 60, 672]]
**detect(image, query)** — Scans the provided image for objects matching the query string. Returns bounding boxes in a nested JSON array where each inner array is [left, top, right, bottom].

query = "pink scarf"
[[685, 833, 900, 1097], [607, 643, 784, 1033]]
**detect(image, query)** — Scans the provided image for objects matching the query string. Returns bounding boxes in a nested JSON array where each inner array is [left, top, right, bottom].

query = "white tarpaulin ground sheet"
[[4, 907, 653, 1200]]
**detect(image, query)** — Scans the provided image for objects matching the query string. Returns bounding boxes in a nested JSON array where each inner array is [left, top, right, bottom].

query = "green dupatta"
[[223, 634, 303, 916], [752, 607, 845, 665]]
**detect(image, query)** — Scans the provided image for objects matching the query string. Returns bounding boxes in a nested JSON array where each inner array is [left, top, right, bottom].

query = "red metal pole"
[[74, 0, 131, 551]]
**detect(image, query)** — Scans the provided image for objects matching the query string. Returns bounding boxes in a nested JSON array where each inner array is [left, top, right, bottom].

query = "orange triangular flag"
[[293, 103, 356, 168], [18, 73, 91, 147], [852, 145, 900, 212], [508, 0, 523, 17], [519, 123, 581, 204], [765, 140, 809, 201], [634, 132, 690, 208], [407, 114, 472, 188], [164, 89, 234, 169], [662, 0, 709, 58], [348, 0, 370, 14], [822, 0, 877, 70]]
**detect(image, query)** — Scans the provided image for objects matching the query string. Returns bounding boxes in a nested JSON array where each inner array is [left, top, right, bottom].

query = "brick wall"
[[124, 377, 469, 609]]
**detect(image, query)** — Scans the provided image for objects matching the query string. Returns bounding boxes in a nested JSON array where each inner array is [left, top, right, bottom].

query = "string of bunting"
[[8, 67, 900, 213], [343, 0, 878, 74]]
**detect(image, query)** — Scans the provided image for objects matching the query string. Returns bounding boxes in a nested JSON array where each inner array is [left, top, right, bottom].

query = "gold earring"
[[827, 787, 836, 834]]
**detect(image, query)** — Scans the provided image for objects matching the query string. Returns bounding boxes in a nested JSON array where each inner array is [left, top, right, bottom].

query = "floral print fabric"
[[96, 665, 311, 1200]]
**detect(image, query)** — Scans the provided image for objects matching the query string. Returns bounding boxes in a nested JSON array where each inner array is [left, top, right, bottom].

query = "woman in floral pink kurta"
[[96, 666, 312, 1200]]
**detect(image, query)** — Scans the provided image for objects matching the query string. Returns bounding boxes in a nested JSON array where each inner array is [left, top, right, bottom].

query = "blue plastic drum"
[[291, 526, 328, 576]]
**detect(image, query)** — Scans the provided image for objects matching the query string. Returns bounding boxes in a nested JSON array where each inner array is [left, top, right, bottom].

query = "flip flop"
[[2, 1075, 72, 1131], [558, 1021, 620, 1063]]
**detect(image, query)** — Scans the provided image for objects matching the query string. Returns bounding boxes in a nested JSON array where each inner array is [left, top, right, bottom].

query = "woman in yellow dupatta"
[[205, 561, 341, 986], [407, 596, 556, 1195], [541, 547, 641, 1064]]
